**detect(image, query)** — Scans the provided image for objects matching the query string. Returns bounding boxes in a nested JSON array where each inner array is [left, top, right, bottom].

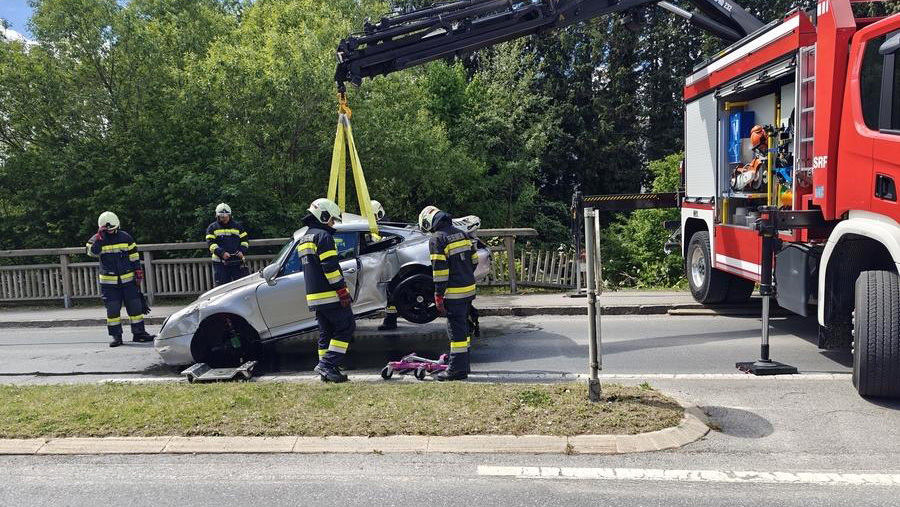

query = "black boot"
[[132, 333, 155, 343], [314, 364, 349, 383], [378, 314, 398, 331], [435, 369, 468, 382], [109, 335, 123, 348]]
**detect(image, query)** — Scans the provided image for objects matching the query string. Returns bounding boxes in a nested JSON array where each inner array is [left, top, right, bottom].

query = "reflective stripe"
[[433, 267, 449, 281], [386, 306, 397, 314], [430, 253, 447, 261], [240, 242, 250, 248], [307, 291, 340, 306], [129, 253, 140, 261], [100, 242, 131, 253], [214, 228, 241, 236], [240, 232, 248, 238], [205, 234, 216, 240], [471, 252, 479, 264], [328, 339, 349, 353], [318, 348, 327, 358], [98, 272, 134, 284], [209, 243, 219, 253], [325, 270, 343, 284], [319, 249, 337, 261], [445, 239, 472, 256], [450, 338, 469, 353], [444, 284, 476, 299], [297, 242, 317, 251], [107, 317, 121, 324], [128, 315, 144, 323]]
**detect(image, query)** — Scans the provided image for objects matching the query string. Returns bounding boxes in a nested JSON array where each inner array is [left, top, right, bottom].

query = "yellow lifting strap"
[[328, 93, 379, 237]]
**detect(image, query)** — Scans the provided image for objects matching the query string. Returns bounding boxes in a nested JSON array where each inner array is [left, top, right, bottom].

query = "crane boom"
[[335, 0, 764, 91]]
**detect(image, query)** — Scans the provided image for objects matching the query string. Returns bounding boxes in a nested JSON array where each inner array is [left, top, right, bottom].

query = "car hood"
[[196, 271, 263, 301]]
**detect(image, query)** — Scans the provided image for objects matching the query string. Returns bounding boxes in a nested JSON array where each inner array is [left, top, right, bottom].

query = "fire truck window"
[[893, 56, 900, 131], [861, 34, 886, 131]]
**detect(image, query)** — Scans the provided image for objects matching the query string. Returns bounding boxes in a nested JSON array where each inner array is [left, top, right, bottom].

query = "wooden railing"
[[0, 228, 567, 307]]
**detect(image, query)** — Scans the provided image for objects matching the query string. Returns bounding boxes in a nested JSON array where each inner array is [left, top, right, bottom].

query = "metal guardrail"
[[0, 228, 564, 307]]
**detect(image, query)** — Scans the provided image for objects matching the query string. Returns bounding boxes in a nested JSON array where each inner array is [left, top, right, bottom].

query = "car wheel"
[[853, 270, 900, 398], [394, 273, 438, 324], [191, 315, 262, 368]]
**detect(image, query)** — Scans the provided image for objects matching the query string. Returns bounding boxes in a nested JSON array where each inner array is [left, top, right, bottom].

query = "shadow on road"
[[703, 406, 774, 438]]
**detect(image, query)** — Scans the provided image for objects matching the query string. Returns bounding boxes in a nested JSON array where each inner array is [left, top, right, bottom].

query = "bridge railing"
[[0, 228, 572, 308]]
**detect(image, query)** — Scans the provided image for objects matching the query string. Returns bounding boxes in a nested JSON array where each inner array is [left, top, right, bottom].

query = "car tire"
[[853, 270, 900, 398], [191, 315, 262, 368], [686, 231, 730, 304], [393, 273, 438, 324]]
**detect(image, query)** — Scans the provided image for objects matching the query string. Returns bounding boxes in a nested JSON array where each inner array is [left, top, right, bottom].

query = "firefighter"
[[86, 212, 154, 347], [206, 203, 249, 287], [300, 198, 354, 383], [370, 199, 400, 331], [419, 205, 478, 381]]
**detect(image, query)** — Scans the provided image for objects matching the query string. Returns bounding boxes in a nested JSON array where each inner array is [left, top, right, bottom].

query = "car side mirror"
[[880, 33, 900, 55], [262, 264, 279, 286]]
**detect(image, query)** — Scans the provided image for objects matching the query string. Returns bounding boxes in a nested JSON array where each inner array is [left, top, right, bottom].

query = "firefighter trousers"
[[316, 305, 356, 367], [445, 299, 472, 373], [100, 282, 147, 338]]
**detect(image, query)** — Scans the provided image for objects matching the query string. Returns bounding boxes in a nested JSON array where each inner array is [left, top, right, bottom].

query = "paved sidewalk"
[[0, 291, 711, 328]]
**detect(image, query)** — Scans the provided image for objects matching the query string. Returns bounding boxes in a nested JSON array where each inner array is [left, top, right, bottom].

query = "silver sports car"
[[154, 219, 491, 367]]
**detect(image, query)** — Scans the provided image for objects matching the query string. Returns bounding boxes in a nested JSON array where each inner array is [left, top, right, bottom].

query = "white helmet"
[[371, 200, 385, 221], [418, 205, 441, 232], [308, 198, 342, 224], [97, 211, 120, 230], [215, 203, 232, 216]]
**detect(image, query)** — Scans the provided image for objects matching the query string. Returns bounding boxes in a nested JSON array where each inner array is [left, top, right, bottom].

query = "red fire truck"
[[335, 0, 900, 397], [680, 0, 899, 397]]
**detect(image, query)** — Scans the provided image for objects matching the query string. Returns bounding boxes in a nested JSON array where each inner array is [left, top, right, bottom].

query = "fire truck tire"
[[686, 231, 729, 304], [853, 270, 900, 398], [725, 276, 755, 303]]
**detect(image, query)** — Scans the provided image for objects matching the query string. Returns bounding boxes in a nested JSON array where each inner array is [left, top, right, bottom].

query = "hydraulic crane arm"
[[335, 0, 764, 91]]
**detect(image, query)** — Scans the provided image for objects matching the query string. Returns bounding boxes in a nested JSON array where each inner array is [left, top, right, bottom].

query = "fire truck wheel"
[[853, 270, 900, 398], [686, 231, 730, 304]]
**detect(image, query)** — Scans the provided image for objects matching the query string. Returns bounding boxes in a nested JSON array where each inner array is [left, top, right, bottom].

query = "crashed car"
[[154, 217, 491, 367]]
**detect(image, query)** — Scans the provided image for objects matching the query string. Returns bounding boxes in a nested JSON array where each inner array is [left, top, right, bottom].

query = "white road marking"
[[97, 372, 852, 384], [477, 466, 900, 486]]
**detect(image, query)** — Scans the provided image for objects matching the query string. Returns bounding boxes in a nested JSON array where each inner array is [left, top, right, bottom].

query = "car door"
[[354, 232, 403, 315], [255, 234, 360, 339]]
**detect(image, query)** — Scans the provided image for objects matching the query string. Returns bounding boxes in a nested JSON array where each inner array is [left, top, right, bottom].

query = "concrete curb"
[[0, 401, 708, 456], [0, 303, 759, 329]]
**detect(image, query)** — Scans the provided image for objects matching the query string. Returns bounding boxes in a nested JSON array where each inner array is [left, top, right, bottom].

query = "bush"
[[601, 153, 685, 289]]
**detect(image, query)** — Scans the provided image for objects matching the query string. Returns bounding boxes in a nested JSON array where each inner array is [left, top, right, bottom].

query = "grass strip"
[[0, 382, 682, 438]]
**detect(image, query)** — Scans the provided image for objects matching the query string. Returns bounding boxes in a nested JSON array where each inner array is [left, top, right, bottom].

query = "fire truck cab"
[[681, 0, 900, 397]]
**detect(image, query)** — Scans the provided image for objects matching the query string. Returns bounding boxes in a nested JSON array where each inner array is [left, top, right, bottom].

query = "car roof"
[[290, 216, 418, 240]]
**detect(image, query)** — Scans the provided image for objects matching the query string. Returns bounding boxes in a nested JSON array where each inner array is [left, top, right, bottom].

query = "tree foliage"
[[0, 0, 827, 285]]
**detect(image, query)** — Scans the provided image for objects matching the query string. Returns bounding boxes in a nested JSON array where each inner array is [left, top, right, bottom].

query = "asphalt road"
[[2, 314, 899, 506], [0, 313, 852, 380]]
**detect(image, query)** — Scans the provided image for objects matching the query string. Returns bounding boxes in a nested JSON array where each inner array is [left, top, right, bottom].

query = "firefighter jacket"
[[206, 219, 249, 262], [297, 215, 348, 310], [429, 214, 478, 301], [85, 229, 141, 285]]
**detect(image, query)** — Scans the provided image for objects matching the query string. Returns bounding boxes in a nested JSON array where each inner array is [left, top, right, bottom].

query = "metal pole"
[[504, 236, 518, 294], [59, 254, 72, 309], [593, 211, 603, 372], [584, 207, 601, 401], [143, 251, 156, 306]]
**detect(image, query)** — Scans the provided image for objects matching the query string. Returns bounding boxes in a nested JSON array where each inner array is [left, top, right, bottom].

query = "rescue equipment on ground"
[[328, 93, 378, 236], [381, 353, 449, 380]]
